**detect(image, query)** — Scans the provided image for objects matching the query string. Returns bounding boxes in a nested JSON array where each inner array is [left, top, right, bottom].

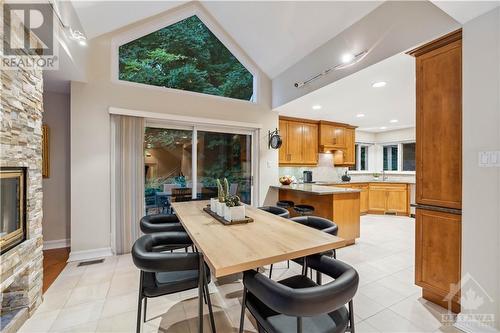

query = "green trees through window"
[[119, 15, 254, 101]]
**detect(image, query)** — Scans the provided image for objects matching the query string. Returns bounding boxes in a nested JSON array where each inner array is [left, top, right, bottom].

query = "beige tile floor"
[[20, 215, 464, 333]]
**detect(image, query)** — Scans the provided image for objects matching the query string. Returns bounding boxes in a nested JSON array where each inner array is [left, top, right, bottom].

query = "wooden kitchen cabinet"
[[278, 119, 288, 163], [367, 185, 387, 213], [319, 121, 356, 166], [409, 29, 462, 312], [368, 183, 410, 215], [414, 33, 462, 210], [279, 117, 318, 165], [415, 208, 461, 312], [341, 128, 355, 165]]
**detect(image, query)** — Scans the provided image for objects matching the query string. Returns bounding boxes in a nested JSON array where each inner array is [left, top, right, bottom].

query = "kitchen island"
[[270, 184, 360, 245]]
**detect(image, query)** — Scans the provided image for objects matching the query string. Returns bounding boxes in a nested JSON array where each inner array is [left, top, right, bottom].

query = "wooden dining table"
[[171, 200, 346, 277], [171, 200, 346, 333]]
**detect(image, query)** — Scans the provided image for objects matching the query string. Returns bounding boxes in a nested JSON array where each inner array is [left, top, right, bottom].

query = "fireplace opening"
[[1, 167, 27, 254]]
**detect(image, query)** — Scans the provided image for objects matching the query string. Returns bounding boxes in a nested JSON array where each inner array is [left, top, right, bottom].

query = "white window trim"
[[110, 2, 260, 104], [351, 143, 370, 172]]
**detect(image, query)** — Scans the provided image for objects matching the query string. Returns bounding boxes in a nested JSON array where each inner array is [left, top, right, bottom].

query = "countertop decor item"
[[341, 171, 351, 182], [279, 175, 293, 185], [268, 128, 282, 149]]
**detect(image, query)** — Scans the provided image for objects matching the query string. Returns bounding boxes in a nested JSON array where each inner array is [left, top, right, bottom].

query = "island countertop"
[[270, 184, 361, 195]]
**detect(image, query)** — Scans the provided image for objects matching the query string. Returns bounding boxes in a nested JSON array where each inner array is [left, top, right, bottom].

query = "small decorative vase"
[[210, 198, 218, 212], [216, 201, 224, 216], [224, 205, 245, 222]]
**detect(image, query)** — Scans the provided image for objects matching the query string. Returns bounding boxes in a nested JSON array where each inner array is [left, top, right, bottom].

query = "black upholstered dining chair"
[[132, 232, 216, 333], [258, 206, 290, 218], [290, 216, 339, 281], [140, 214, 184, 233], [139, 214, 193, 252], [258, 206, 291, 278], [239, 254, 358, 333]]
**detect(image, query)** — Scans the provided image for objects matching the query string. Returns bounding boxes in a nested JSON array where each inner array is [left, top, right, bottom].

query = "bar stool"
[[294, 204, 315, 216], [276, 200, 294, 209]]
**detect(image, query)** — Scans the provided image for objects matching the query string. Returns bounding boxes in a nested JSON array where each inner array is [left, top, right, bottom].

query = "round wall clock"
[[268, 129, 282, 149]]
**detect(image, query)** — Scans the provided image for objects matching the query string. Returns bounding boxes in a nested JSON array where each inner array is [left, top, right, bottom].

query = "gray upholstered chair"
[[240, 254, 358, 333]]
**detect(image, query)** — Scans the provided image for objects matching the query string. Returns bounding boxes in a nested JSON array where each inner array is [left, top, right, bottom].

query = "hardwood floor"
[[42, 247, 70, 293]]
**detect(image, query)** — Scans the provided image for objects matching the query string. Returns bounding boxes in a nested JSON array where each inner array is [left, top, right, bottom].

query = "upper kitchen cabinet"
[[412, 31, 462, 210], [279, 117, 318, 166], [319, 121, 356, 166]]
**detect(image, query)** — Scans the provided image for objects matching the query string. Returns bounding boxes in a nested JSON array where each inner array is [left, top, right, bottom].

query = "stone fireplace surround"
[[0, 37, 44, 333]]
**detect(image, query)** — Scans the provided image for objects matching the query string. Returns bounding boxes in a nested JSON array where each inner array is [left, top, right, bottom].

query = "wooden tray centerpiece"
[[203, 206, 253, 225]]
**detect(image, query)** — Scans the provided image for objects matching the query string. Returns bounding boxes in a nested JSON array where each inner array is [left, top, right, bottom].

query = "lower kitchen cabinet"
[[415, 208, 461, 313], [368, 183, 410, 215], [332, 182, 406, 215]]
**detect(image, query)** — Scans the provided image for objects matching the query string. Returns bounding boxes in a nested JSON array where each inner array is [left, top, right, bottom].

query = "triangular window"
[[119, 15, 254, 101]]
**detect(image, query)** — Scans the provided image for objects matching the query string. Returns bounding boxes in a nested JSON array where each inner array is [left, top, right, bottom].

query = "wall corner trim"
[[67, 247, 113, 262], [43, 239, 70, 250]]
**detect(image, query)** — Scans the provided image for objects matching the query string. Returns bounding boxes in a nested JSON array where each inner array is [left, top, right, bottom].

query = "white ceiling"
[[70, 1, 383, 78], [275, 53, 415, 133], [431, 0, 500, 24]]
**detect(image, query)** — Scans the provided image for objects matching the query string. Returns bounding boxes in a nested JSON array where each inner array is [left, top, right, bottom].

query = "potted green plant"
[[214, 178, 228, 216], [224, 195, 245, 222]]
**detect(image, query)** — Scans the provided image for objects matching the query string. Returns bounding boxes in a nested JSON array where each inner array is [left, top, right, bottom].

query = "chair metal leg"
[[198, 252, 204, 333], [333, 249, 337, 259], [297, 317, 302, 333], [287, 260, 290, 269], [348, 300, 355, 333], [239, 287, 247, 333], [204, 278, 216, 333], [268, 264, 273, 279], [316, 270, 322, 285], [143, 297, 147, 322], [136, 272, 144, 333]]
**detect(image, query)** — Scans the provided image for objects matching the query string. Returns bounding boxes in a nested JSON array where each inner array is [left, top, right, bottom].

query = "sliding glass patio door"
[[144, 123, 256, 215]]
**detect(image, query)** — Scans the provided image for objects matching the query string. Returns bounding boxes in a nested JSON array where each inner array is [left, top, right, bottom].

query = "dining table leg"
[[198, 252, 205, 333]]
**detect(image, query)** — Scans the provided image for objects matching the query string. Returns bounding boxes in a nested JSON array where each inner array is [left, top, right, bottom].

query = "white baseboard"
[[67, 247, 113, 262], [43, 238, 70, 250], [455, 315, 500, 333]]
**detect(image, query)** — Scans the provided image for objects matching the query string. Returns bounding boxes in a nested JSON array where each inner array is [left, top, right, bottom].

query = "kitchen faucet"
[[382, 170, 388, 181]]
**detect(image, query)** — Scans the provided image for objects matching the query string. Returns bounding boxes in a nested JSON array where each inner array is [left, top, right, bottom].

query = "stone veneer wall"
[[0, 27, 44, 332]]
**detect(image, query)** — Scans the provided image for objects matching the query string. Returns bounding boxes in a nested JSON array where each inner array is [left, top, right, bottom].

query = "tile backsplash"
[[279, 153, 416, 183], [279, 154, 347, 182]]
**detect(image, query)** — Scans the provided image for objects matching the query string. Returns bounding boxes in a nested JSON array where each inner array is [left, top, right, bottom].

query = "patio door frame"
[[145, 118, 260, 207]]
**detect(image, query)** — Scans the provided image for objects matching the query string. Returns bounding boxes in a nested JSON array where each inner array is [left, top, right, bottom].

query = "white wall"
[[42, 91, 71, 247], [461, 7, 500, 331], [272, 1, 460, 108], [70, 4, 278, 257]]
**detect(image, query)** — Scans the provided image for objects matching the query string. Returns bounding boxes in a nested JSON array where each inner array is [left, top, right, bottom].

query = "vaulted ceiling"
[[71, 1, 383, 78]]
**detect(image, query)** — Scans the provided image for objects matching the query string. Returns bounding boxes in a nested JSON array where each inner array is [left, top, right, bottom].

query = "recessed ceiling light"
[[341, 53, 355, 64], [78, 40, 87, 46], [372, 81, 387, 88], [389, 119, 399, 123], [356, 113, 365, 118], [312, 105, 322, 110], [379, 126, 387, 130]]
